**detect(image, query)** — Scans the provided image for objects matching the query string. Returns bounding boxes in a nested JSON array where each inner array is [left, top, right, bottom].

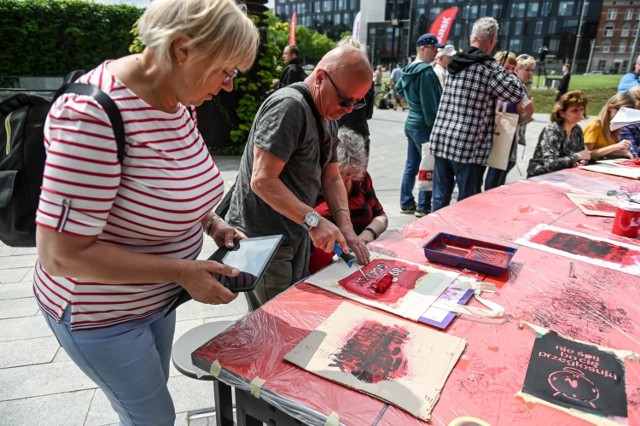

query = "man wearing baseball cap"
[[395, 33, 444, 217], [433, 44, 456, 88]]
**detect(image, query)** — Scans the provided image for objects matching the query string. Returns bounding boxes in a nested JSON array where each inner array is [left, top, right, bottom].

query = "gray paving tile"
[[0, 297, 39, 319], [83, 389, 119, 426], [0, 390, 94, 426], [0, 253, 37, 270], [0, 267, 31, 284], [0, 360, 96, 401], [0, 336, 58, 368], [0, 316, 52, 341], [0, 281, 36, 300]]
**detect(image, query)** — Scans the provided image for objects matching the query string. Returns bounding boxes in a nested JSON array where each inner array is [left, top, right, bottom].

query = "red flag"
[[289, 11, 297, 45], [428, 7, 459, 44]]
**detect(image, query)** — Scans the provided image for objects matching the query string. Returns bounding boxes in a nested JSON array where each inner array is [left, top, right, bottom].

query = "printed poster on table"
[[304, 252, 459, 321], [515, 224, 640, 276], [517, 324, 637, 426], [565, 193, 618, 217], [284, 302, 466, 420]]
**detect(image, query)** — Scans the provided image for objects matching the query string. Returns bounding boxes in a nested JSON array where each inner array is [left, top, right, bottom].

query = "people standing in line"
[[583, 92, 635, 160], [271, 44, 307, 91], [429, 17, 526, 212], [225, 45, 372, 310], [617, 55, 640, 93], [484, 53, 536, 190], [33, 1, 258, 424], [309, 127, 388, 273], [396, 33, 443, 217], [432, 44, 456, 89], [556, 63, 571, 101], [527, 91, 590, 177], [390, 62, 407, 110]]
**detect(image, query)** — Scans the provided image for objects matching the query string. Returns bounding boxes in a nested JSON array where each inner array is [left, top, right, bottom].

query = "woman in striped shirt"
[[34, 0, 258, 424]]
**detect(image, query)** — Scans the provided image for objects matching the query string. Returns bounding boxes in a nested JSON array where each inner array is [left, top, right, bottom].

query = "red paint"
[[530, 229, 640, 266], [338, 259, 427, 304], [438, 241, 510, 267], [611, 205, 640, 238], [330, 320, 409, 384], [581, 200, 617, 213], [488, 346, 499, 352], [616, 160, 640, 168]]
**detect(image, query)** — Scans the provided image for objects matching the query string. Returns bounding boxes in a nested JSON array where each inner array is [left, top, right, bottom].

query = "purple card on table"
[[419, 287, 474, 329]]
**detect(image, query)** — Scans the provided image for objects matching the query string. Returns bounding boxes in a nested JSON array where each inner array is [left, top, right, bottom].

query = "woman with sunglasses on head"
[[527, 90, 590, 177], [34, 1, 258, 424]]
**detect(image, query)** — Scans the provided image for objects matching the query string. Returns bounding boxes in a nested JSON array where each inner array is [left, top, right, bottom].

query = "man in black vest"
[[272, 45, 307, 90]]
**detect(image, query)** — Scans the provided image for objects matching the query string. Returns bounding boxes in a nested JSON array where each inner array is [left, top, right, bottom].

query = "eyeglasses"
[[324, 72, 366, 110], [223, 69, 238, 84]]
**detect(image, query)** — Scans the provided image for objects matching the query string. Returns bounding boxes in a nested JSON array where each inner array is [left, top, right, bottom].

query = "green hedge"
[[0, 0, 142, 76]]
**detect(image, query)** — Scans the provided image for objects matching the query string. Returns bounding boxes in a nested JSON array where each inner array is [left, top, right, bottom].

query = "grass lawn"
[[530, 73, 621, 118]]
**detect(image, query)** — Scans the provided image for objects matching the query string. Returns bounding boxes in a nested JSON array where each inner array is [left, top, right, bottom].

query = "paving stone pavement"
[[0, 107, 551, 425]]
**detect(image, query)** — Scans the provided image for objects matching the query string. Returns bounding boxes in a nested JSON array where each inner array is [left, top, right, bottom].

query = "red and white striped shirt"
[[33, 62, 223, 330]]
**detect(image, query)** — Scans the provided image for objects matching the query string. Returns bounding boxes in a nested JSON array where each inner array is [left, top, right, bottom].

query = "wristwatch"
[[302, 210, 321, 230]]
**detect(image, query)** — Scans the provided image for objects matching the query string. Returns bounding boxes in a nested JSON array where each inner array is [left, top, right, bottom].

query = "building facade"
[[589, 2, 640, 74], [274, 0, 640, 74]]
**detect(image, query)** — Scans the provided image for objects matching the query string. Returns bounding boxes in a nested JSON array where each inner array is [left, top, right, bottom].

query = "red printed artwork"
[[516, 224, 640, 275], [330, 320, 409, 384], [338, 259, 427, 304]]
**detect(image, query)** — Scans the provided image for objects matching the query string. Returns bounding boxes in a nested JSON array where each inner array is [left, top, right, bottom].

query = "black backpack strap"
[[51, 82, 126, 163], [289, 84, 326, 143]]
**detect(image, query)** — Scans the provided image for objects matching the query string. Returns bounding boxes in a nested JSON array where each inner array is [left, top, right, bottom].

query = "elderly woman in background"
[[34, 0, 259, 424], [583, 92, 635, 160], [527, 90, 590, 177], [309, 127, 388, 273], [484, 53, 535, 190]]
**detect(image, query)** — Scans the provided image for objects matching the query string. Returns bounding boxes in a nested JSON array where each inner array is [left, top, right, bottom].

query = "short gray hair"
[[470, 17, 499, 42], [137, 0, 259, 78], [336, 127, 367, 179]]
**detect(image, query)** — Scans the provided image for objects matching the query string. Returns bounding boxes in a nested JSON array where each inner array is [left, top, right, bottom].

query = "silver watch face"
[[304, 211, 320, 228]]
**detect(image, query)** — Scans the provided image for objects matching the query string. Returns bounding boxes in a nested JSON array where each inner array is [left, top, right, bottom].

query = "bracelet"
[[364, 227, 378, 240], [203, 214, 222, 236], [332, 207, 350, 220]]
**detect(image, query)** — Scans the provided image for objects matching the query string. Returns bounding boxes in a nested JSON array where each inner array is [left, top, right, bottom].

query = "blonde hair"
[[516, 54, 536, 70], [337, 36, 368, 55], [551, 90, 588, 124], [594, 92, 635, 141], [137, 0, 259, 77], [494, 51, 516, 67]]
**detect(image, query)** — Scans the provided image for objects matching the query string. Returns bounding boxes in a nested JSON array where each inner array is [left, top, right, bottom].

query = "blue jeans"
[[400, 129, 431, 211], [432, 157, 486, 212], [484, 160, 516, 191], [43, 306, 177, 426]]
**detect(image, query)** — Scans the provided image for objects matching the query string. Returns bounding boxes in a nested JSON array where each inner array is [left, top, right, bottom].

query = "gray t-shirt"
[[226, 83, 337, 244]]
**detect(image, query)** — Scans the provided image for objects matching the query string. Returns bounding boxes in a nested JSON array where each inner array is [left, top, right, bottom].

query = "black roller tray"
[[422, 232, 517, 277]]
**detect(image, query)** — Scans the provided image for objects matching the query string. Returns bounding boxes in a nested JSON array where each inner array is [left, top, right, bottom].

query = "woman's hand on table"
[[177, 258, 239, 305], [343, 229, 371, 265]]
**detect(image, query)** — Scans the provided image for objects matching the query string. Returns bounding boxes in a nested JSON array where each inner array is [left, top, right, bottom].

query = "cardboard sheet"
[[284, 302, 466, 420], [515, 224, 640, 276], [580, 163, 640, 180], [565, 193, 618, 217], [304, 252, 459, 321]]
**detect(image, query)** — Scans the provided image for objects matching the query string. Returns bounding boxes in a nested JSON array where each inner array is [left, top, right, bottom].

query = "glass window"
[[535, 21, 543, 35], [502, 21, 510, 35], [335, 13, 341, 24], [323, 0, 332, 12], [532, 39, 542, 53], [626, 9, 634, 20], [597, 60, 606, 71], [529, 2, 539, 17], [558, 2, 573, 16], [479, 4, 487, 16], [510, 38, 522, 53], [549, 20, 556, 34], [607, 9, 617, 20], [622, 25, 630, 38], [619, 42, 626, 53], [541, 2, 552, 17], [604, 26, 614, 37], [430, 7, 443, 21], [494, 4, 502, 16], [512, 3, 526, 18], [602, 42, 610, 53], [337, 0, 344, 8], [344, 12, 350, 24], [514, 21, 523, 34]]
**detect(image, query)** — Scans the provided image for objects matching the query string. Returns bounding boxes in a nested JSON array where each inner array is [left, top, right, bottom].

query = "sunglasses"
[[223, 69, 238, 84], [324, 72, 366, 110]]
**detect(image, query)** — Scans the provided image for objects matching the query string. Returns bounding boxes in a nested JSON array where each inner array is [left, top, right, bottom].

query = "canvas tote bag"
[[487, 103, 519, 170]]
